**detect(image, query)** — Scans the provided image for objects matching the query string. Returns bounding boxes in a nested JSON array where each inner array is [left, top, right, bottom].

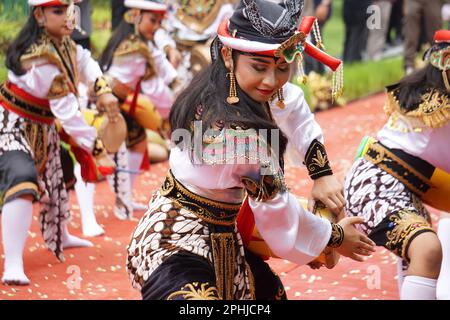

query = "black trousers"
[[343, 24, 368, 63]]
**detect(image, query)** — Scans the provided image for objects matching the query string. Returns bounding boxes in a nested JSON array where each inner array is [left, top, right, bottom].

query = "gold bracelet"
[[327, 223, 344, 248], [94, 76, 113, 97], [92, 137, 106, 157]]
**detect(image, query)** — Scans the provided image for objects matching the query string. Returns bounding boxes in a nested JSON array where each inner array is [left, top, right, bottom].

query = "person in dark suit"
[[343, 0, 371, 63]]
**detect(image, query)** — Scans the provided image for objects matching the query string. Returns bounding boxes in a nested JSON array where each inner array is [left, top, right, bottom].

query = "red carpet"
[[0, 93, 441, 300]]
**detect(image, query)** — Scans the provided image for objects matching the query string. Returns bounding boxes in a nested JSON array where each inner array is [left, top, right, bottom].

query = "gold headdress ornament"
[[429, 48, 450, 91], [427, 30, 450, 91], [30, 0, 85, 35]]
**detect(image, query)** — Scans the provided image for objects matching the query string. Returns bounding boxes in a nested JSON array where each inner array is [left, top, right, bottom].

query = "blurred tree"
[[0, 0, 29, 20]]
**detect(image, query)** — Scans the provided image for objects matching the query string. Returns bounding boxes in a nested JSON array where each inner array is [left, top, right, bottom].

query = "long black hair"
[[6, 10, 43, 76], [170, 52, 288, 161], [99, 20, 135, 71], [396, 47, 449, 112]]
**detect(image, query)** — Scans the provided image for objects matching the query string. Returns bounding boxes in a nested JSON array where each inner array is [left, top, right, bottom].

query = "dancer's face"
[[138, 11, 164, 40], [36, 6, 74, 40], [222, 47, 292, 103]]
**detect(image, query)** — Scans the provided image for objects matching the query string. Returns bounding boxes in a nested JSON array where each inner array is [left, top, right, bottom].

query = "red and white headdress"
[[216, 0, 343, 100], [124, 0, 167, 12], [424, 30, 450, 90], [123, 0, 167, 26], [28, 0, 81, 6]]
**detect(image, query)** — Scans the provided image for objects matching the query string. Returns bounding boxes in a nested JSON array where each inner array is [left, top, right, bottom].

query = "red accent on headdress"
[[299, 16, 342, 71], [33, 0, 80, 7], [434, 30, 450, 43]]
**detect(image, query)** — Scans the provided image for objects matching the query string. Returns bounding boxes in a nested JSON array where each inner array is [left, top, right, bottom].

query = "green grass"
[[342, 57, 403, 101], [300, 0, 403, 106], [0, 0, 404, 107], [322, 0, 345, 58], [90, 5, 112, 58], [0, 54, 6, 81]]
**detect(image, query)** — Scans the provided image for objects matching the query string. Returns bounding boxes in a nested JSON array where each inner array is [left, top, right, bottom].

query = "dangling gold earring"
[[124, 9, 140, 35], [276, 87, 285, 109], [443, 70, 450, 91], [35, 7, 45, 27], [227, 48, 239, 105]]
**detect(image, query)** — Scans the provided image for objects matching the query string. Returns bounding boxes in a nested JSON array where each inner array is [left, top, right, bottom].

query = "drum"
[[120, 93, 162, 131], [82, 109, 127, 154]]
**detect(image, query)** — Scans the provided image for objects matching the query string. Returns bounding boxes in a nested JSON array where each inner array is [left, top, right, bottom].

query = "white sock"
[[400, 275, 437, 300], [1, 198, 33, 285], [128, 151, 144, 189], [74, 164, 104, 237], [61, 222, 93, 249], [437, 218, 450, 300]]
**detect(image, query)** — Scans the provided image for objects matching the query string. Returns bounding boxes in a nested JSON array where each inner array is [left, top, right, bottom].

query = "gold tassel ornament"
[[226, 48, 240, 105]]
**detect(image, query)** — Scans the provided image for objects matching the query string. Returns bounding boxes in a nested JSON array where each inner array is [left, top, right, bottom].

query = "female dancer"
[[345, 30, 450, 299], [99, 0, 178, 219], [126, 0, 375, 300], [0, 0, 118, 285]]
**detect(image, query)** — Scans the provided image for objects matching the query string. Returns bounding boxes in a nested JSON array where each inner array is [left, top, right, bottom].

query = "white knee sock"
[[1, 198, 33, 285], [74, 164, 104, 237], [61, 222, 93, 249], [128, 151, 144, 189], [400, 275, 437, 300], [437, 218, 450, 300]]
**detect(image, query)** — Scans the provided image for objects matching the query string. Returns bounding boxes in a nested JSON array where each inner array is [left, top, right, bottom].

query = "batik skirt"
[[344, 157, 434, 263], [0, 105, 70, 261]]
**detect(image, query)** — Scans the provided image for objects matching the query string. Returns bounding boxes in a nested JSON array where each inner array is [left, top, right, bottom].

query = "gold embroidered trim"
[[94, 76, 113, 96], [47, 74, 71, 100], [211, 232, 235, 300], [0, 83, 54, 122], [4, 182, 39, 202], [160, 170, 242, 226], [327, 223, 344, 248], [166, 282, 220, 300], [364, 142, 431, 197], [21, 34, 78, 95], [385, 89, 450, 129], [386, 209, 434, 261], [24, 122, 48, 174], [176, 0, 223, 34], [304, 139, 332, 179], [114, 35, 156, 80], [274, 31, 306, 58], [241, 174, 287, 202]]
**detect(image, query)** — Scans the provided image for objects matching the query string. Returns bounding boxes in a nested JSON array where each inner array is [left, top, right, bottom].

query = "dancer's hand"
[[311, 175, 346, 215], [335, 217, 376, 262], [97, 93, 120, 123]]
